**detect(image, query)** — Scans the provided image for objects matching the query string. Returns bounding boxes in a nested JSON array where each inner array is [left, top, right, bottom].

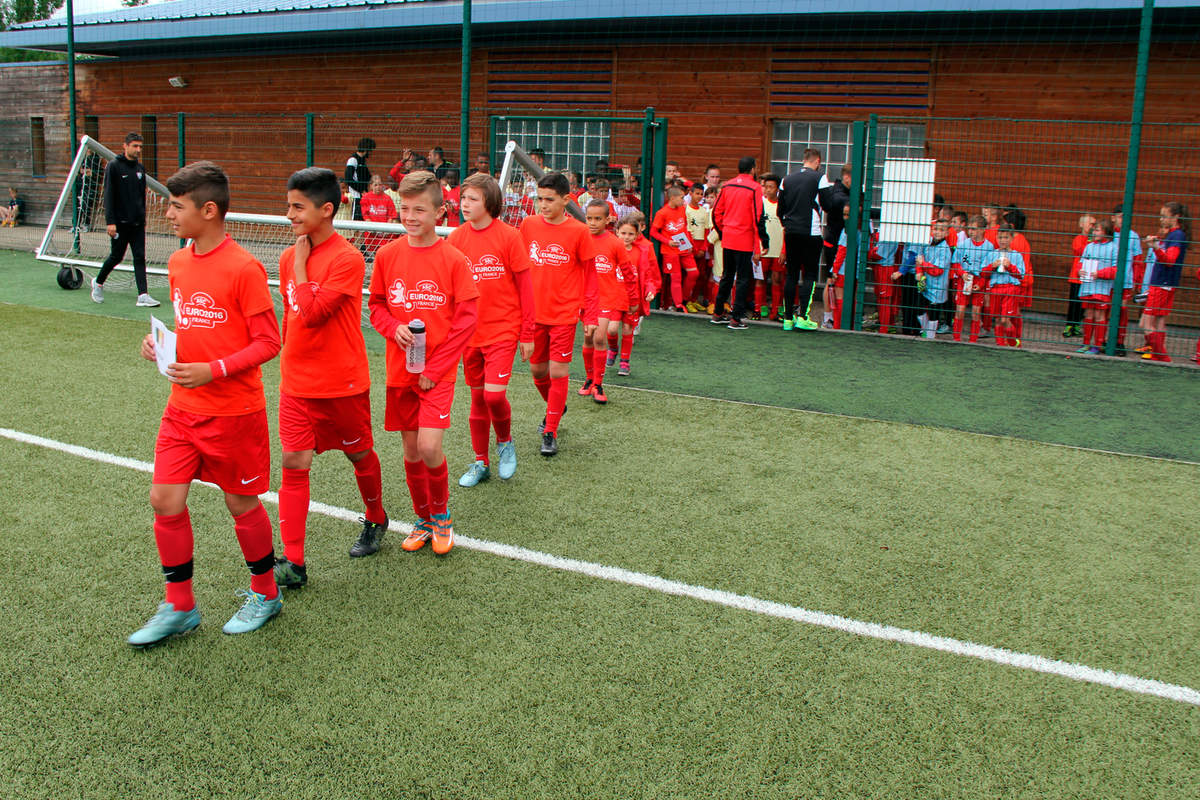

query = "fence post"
[[488, 115, 498, 174], [854, 114, 878, 330], [841, 120, 866, 331], [305, 113, 314, 168], [459, 0, 471, 217], [640, 106, 655, 221], [1107, 0, 1155, 354], [177, 112, 186, 168], [651, 117, 668, 223]]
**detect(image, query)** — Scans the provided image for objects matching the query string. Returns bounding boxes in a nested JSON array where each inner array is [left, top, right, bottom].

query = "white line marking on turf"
[[3, 425, 1198, 708]]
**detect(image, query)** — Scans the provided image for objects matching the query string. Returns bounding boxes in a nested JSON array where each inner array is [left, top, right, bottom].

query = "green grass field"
[[2, 253, 1199, 798]]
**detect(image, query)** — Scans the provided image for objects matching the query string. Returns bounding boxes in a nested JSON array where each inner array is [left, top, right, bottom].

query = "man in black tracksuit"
[[92, 132, 157, 307], [344, 137, 375, 221], [778, 148, 828, 329]]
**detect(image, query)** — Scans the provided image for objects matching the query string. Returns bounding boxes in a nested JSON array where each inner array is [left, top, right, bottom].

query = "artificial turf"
[[0, 298, 1197, 798]]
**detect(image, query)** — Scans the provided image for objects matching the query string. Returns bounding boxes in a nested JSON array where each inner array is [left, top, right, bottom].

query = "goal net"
[[37, 136, 452, 320], [497, 140, 585, 226]]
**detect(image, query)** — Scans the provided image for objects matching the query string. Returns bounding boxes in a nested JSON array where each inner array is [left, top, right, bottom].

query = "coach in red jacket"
[[709, 156, 768, 329]]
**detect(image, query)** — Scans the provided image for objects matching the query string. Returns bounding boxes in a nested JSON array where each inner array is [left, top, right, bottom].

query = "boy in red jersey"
[[650, 186, 697, 313], [519, 172, 595, 456], [359, 174, 397, 261], [447, 172, 535, 486], [369, 171, 478, 555], [606, 212, 661, 377], [584, 199, 638, 403], [272, 168, 388, 591], [129, 161, 282, 647]]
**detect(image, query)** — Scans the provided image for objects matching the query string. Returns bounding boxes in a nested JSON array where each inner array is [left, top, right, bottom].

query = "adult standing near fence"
[[709, 155, 767, 330], [91, 132, 158, 307], [778, 148, 828, 330], [344, 137, 375, 221]]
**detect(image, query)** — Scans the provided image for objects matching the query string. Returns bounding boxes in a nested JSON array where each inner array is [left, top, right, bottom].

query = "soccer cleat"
[[1087, 346, 1102, 355], [430, 513, 455, 555], [577, 379, 594, 397], [592, 384, 608, 404], [540, 431, 558, 456], [782, 318, 795, 331], [605, 348, 617, 366], [1134, 344, 1152, 354], [222, 589, 282, 635], [496, 439, 517, 480], [727, 319, 748, 330], [90, 280, 104, 303], [458, 460, 490, 487], [795, 317, 819, 330], [821, 319, 835, 329], [127, 602, 201, 648], [401, 519, 434, 551], [709, 314, 730, 325], [349, 514, 388, 558], [1075, 345, 1091, 354], [937, 323, 951, 335], [273, 557, 308, 588], [759, 305, 770, 319], [617, 360, 630, 377]]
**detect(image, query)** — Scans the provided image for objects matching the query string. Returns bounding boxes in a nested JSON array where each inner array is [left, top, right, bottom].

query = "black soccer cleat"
[[273, 557, 308, 588], [540, 432, 558, 457], [349, 514, 388, 558]]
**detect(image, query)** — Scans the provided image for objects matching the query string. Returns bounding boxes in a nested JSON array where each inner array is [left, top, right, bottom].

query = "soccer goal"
[[496, 140, 585, 227], [37, 136, 452, 303]]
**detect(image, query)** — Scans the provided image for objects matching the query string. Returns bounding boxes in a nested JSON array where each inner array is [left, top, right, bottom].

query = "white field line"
[[2, 425, 1198, 708]]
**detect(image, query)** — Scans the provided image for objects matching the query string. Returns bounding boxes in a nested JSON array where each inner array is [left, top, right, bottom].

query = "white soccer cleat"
[[91, 280, 104, 303], [136, 293, 161, 307]]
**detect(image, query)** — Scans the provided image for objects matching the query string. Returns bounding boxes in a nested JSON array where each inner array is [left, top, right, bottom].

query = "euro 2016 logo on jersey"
[[594, 254, 614, 276], [173, 289, 229, 330], [528, 240, 570, 268], [389, 278, 447, 312], [470, 254, 506, 283]]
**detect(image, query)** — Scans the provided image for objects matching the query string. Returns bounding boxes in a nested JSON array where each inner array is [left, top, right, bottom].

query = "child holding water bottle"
[[369, 171, 478, 555]]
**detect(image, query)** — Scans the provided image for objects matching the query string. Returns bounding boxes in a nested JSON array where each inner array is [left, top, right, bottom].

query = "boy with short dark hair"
[[272, 167, 388, 590], [369, 171, 479, 555], [519, 172, 595, 456], [129, 160, 283, 647], [650, 185, 697, 313]]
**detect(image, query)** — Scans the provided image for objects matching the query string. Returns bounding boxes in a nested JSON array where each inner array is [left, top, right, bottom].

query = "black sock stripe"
[[162, 560, 194, 583], [246, 553, 275, 576]]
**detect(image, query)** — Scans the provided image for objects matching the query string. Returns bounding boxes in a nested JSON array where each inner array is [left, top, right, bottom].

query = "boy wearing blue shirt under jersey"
[[914, 220, 952, 339]]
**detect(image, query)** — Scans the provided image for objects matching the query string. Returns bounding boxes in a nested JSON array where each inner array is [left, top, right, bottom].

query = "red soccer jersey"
[[447, 218, 532, 346], [279, 232, 370, 398], [168, 236, 276, 416], [443, 186, 461, 228], [519, 214, 595, 325], [368, 237, 479, 387], [360, 191, 395, 223], [1069, 232, 1089, 283], [592, 230, 636, 311], [651, 204, 690, 256]]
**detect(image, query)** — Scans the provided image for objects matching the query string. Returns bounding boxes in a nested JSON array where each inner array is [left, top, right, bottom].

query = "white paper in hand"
[[671, 232, 692, 252], [752, 261, 764, 280], [151, 315, 176, 378]]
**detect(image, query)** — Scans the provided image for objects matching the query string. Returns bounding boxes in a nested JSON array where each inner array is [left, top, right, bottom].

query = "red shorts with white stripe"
[[1080, 294, 1112, 312], [279, 390, 374, 454], [154, 404, 270, 495], [1144, 286, 1175, 316], [385, 381, 457, 431], [463, 340, 519, 387]]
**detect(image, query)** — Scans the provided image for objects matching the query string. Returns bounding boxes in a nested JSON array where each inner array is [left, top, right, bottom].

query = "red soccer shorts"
[[662, 251, 698, 274], [830, 273, 845, 288], [762, 256, 785, 275], [154, 404, 270, 495], [531, 322, 576, 364], [1144, 286, 1175, 316], [991, 284, 1023, 316], [385, 381, 457, 431], [955, 284, 987, 308], [278, 389, 374, 454], [598, 308, 631, 323], [463, 340, 519, 386], [872, 265, 893, 298], [1080, 294, 1112, 312]]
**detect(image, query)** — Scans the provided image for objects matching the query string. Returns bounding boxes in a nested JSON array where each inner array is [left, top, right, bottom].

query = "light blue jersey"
[[1079, 238, 1120, 297], [955, 237, 995, 277], [920, 239, 952, 303], [988, 249, 1025, 286]]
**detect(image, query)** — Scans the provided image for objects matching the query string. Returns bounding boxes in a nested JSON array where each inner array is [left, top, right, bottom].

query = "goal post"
[[496, 139, 585, 227], [37, 136, 454, 305]]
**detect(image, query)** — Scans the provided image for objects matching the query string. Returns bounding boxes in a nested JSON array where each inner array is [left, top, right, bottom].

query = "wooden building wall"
[[8, 36, 1197, 317], [0, 63, 70, 223]]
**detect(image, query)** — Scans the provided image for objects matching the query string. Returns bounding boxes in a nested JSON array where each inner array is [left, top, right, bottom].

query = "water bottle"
[[406, 318, 426, 374]]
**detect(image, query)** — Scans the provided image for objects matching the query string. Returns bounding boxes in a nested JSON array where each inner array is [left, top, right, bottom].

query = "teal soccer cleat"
[[496, 440, 517, 480], [458, 460, 491, 487], [127, 602, 201, 648], [222, 589, 282, 635]]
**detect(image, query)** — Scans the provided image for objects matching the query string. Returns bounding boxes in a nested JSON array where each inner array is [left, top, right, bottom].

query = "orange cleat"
[[431, 513, 454, 555], [401, 519, 433, 552]]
